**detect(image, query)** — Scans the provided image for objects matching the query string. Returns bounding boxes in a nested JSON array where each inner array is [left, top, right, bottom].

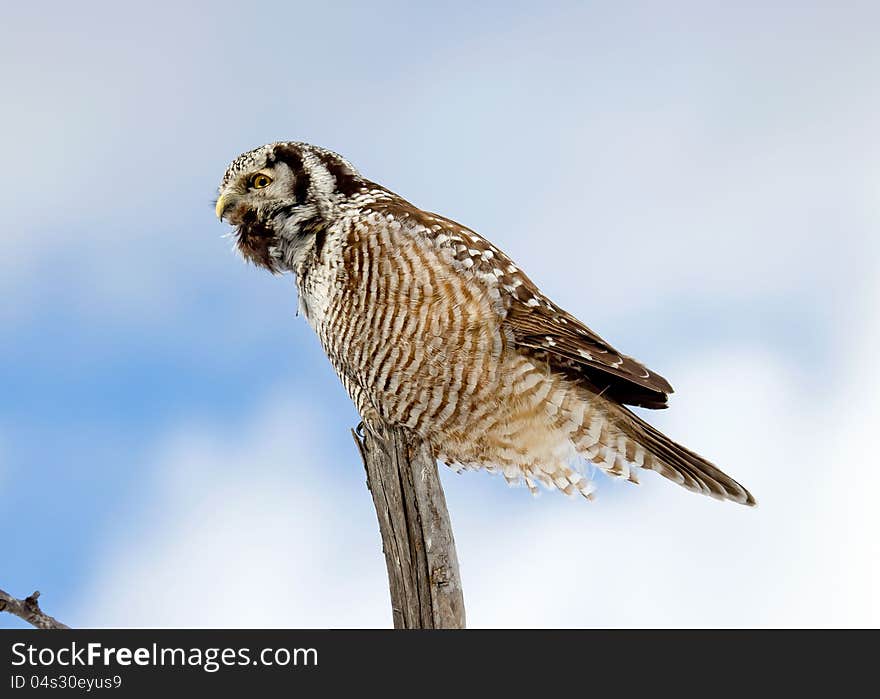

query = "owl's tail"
[[572, 398, 756, 506]]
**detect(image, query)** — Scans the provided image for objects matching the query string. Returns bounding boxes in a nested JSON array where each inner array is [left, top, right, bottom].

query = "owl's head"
[[215, 141, 366, 273]]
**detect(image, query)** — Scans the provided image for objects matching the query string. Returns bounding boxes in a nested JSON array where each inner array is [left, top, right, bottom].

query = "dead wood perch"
[[0, 588, 70, 629], [352, 423, 466, 629]]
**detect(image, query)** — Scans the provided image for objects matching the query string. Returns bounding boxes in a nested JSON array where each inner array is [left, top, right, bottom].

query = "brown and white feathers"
[[216, 141, 755, 506]]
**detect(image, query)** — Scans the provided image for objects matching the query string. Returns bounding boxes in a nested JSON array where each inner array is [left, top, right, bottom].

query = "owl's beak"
[[215, 194, 230, 220]]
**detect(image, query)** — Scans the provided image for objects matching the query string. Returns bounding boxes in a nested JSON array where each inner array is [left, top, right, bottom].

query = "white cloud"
[[79, 327, 878, 627], [822, 276, 880, 626], [79, 394, 390, 628], [450, 347, 832, 628], [2, 2, 877, 330]]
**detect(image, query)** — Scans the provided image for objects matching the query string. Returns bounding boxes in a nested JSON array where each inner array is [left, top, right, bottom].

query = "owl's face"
[[216, 141, 364, 273]]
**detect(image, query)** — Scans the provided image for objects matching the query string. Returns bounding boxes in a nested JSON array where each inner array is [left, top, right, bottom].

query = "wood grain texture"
[[352, 425, 465, 629], [0, 588, 69, 629]]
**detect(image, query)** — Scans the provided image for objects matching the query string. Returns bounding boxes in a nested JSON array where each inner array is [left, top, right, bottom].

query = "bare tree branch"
[[353, 423, 466, 629], [0, 588, 70, 629]]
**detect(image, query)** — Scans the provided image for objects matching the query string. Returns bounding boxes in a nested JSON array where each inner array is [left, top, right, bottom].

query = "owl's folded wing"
[[505, 299, 673, 409], [405, 207, 673, 409]]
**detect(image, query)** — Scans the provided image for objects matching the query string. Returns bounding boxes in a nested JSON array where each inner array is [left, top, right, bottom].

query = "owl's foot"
[[356, 409, 387, 442]]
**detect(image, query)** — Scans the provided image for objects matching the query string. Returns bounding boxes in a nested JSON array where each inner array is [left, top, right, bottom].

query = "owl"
[[215, 142, 755, 506]]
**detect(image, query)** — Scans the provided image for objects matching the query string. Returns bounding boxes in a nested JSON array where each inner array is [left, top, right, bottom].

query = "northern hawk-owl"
[[216, 142, 755, 506]]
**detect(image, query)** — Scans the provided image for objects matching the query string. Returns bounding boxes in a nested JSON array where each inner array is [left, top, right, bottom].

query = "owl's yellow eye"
[[249, 173, 273, 189]]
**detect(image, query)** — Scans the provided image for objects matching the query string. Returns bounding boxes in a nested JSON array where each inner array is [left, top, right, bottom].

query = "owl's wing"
[[505, 298, 673, 409], [400, 206, 673, 408]]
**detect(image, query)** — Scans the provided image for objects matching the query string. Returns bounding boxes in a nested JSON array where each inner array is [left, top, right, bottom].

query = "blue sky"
[[2, 1, 878, 627]]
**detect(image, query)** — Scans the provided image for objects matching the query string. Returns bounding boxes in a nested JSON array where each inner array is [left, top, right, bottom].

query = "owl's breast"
[[294, 226, 349, 328], [301, 217, 513, 436]]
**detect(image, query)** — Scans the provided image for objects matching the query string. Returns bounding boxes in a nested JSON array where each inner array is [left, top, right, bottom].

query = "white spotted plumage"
[[216, 141, 756, 506]]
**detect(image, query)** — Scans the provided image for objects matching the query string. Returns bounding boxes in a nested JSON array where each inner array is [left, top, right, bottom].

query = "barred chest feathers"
[[290, 220, 350, 327], [295, 209, 508, 424]]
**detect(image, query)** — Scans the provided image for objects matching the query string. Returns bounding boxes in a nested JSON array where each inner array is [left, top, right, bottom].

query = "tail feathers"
[[619, 409, 756, 506], [575, 405, 757, 506]]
